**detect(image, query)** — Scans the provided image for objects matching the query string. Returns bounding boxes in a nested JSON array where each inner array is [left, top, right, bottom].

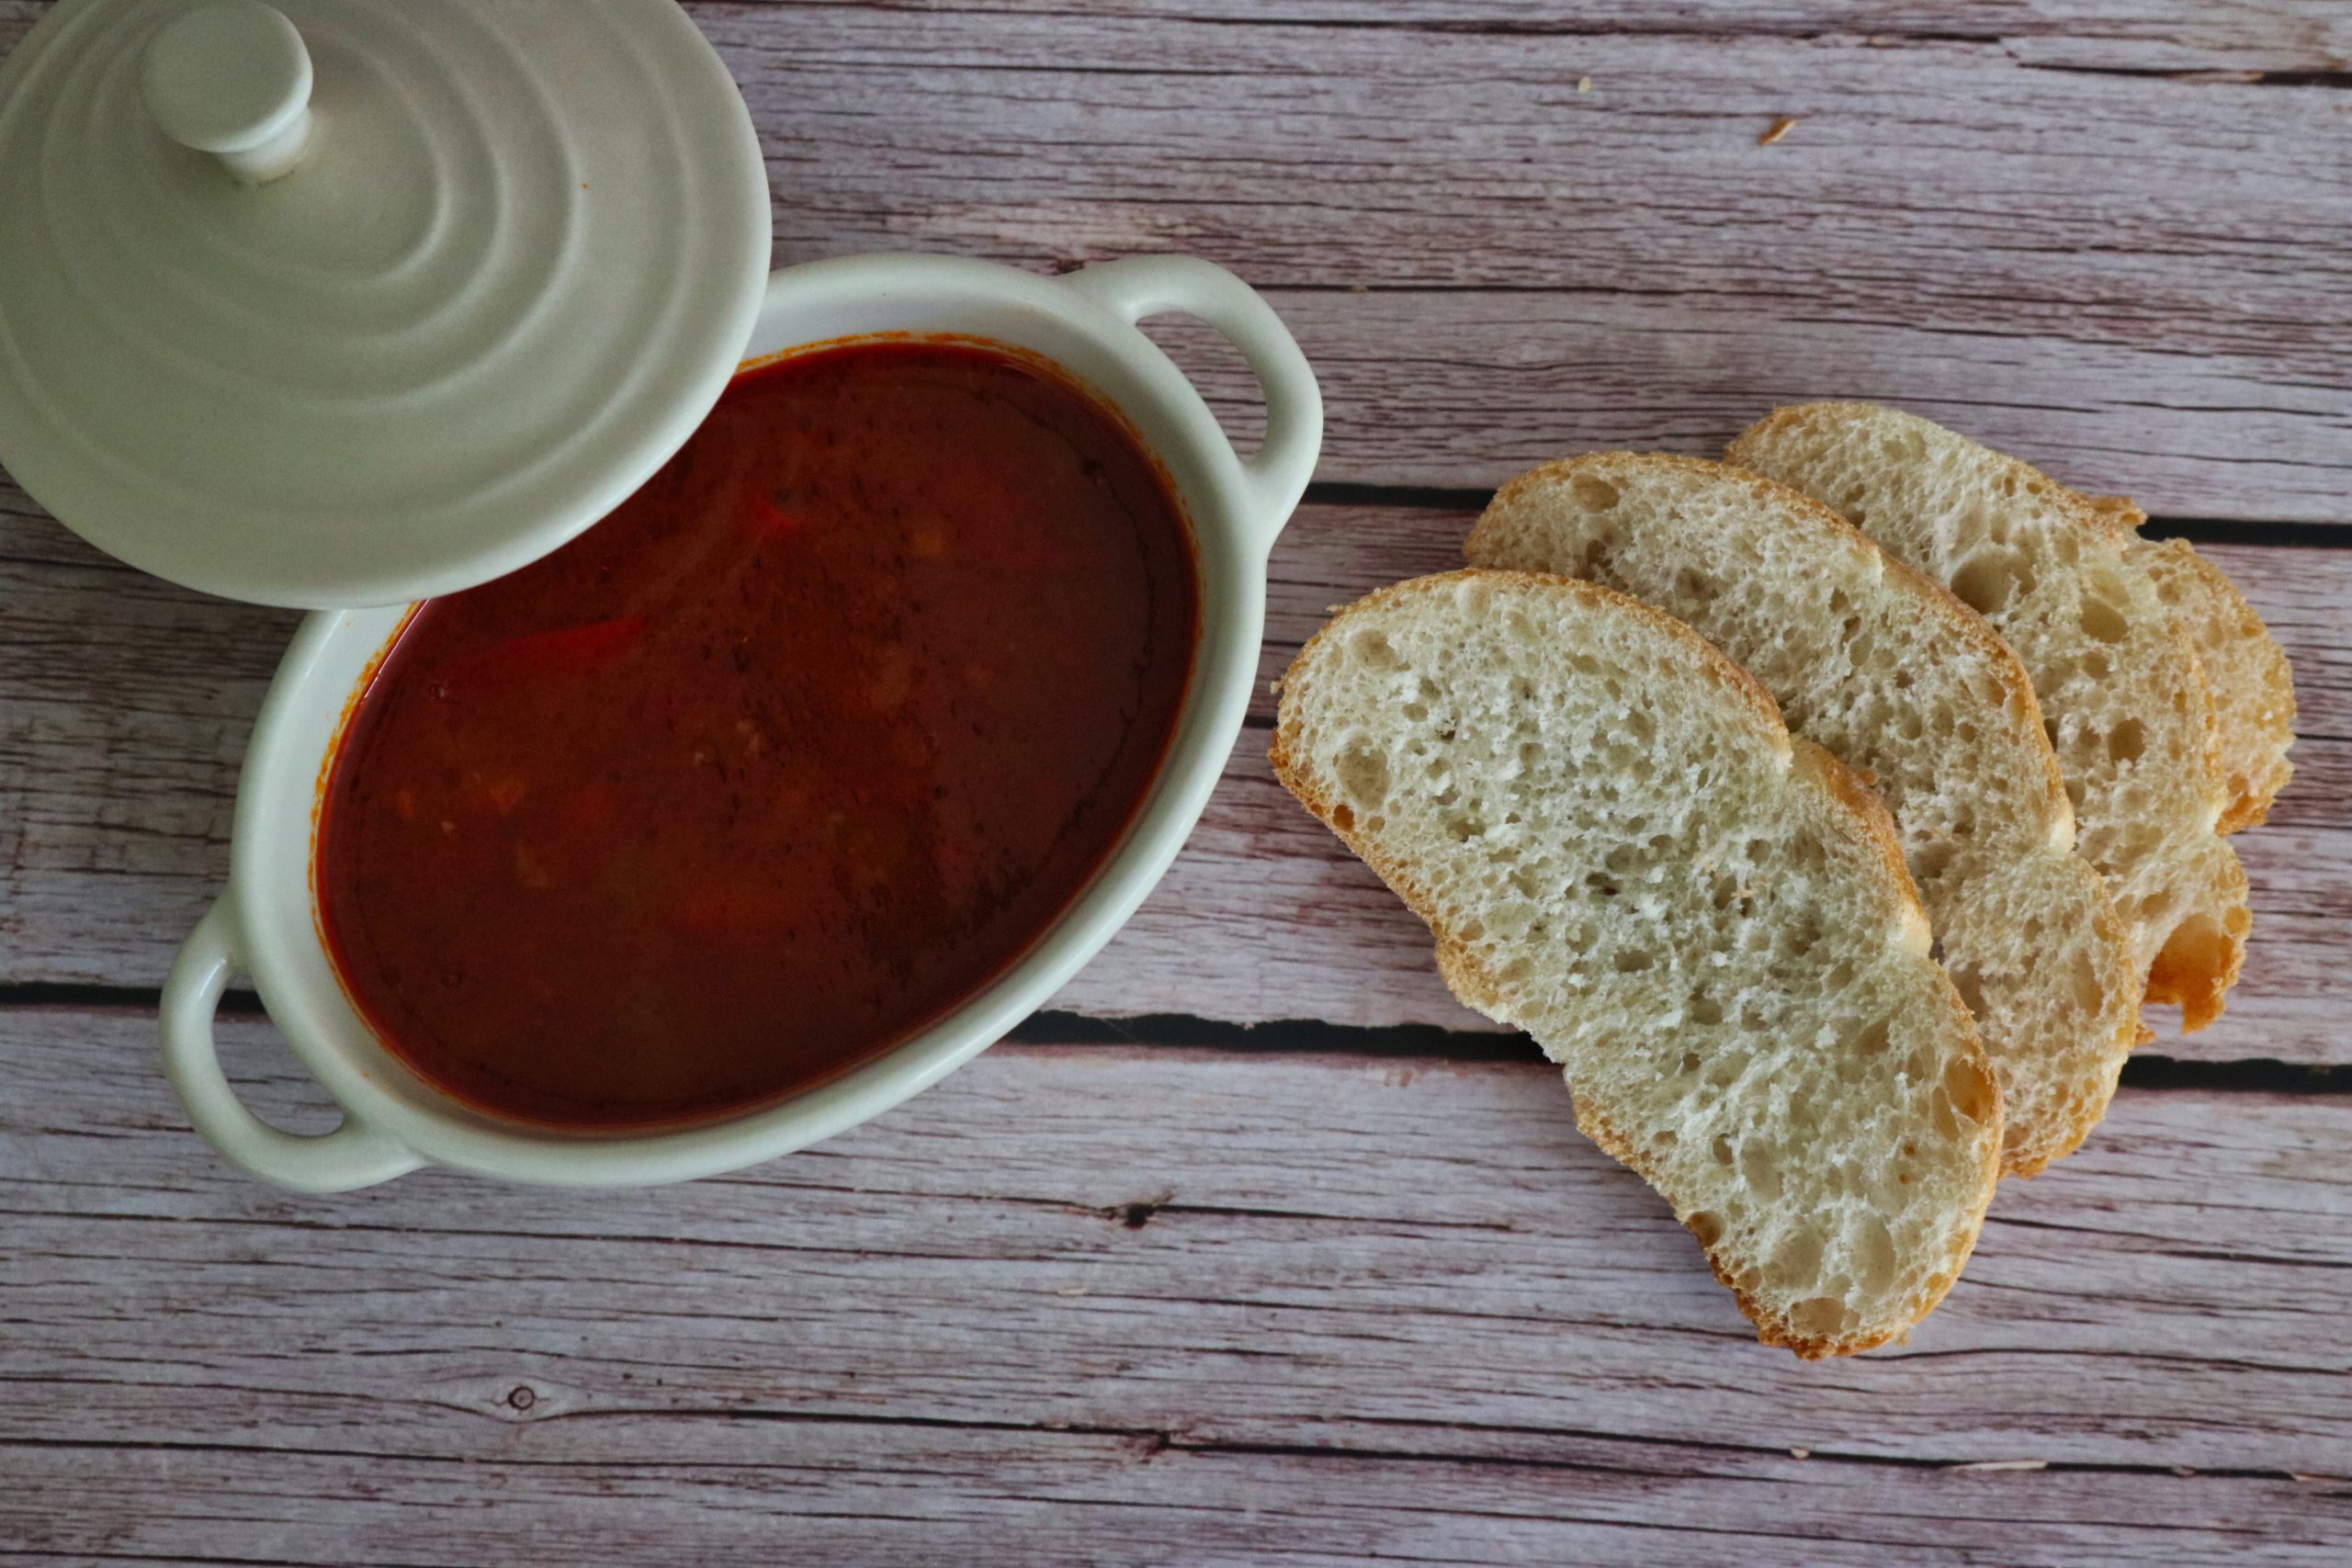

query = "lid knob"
[[141, 0, 314, 184], [0, 0, 773, 606]]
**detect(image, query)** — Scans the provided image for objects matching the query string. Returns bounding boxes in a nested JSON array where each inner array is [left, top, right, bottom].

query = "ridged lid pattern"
[[0, 0, 772, 606]]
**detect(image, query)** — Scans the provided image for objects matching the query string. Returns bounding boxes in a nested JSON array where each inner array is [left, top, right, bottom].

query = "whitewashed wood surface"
[[2, 2, 2348, 1563], [7, 491, 2346, 1061], [693, 0, 2352, 519], [5, 1011, 2348, 1564]]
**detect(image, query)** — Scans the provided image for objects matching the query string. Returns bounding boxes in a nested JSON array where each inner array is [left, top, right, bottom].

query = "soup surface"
[[317, 341, 1198, 1127]]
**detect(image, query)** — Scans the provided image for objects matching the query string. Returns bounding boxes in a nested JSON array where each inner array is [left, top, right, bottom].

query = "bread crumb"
[[1577, 76, 1592, 94], [1758, 116, 1799, 146], [1951, 1459, 2046, 1472], [1789, 1446, 1810, 1460]]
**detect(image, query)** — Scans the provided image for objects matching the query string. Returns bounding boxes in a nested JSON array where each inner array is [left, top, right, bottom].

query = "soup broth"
[[316, 341, 1199, 1127]]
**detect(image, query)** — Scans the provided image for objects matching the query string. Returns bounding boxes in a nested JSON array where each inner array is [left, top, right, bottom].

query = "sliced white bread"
[[2079, 494, 2295, 833], [1466, 455, 2136, 1175], [1271, 570, 2001, 1357], [1728, 404, 2251, 1032]]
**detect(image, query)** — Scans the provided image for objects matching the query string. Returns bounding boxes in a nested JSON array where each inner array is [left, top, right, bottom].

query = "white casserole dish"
[[160, 252, 1321, 1190]]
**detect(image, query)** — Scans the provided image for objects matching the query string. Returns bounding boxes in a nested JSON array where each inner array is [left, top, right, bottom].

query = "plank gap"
[[8, 989, 2344, 1092], [1300, 481, 2352, 547]]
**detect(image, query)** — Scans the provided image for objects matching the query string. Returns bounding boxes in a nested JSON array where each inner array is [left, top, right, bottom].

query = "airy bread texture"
[[1271, 570, 2001, 1357], [1728, 404, 2251, 1031], [2079, 494, 2295, 834], [1466, 455, 2136, 1175]]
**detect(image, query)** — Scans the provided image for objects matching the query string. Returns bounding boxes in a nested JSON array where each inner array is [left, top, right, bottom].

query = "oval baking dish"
[[161, 253, 1321, 1190]]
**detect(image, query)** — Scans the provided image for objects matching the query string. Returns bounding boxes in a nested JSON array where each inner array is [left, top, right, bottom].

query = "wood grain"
[[5, 6, 2349, 515], [678, 2, 2352, 518], [6, 493, 2341, 1061], [2, 1008, 2346, 1563], [4, 2, 2348, 1552], [758, 1, 2352, 74], [11, 1440, 2341, 1568]]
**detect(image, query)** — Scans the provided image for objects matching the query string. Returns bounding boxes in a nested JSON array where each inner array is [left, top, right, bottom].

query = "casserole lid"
[[0, 0, 772, 607]]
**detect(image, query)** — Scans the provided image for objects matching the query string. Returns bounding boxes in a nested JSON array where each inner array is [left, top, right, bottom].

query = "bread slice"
[[2079, 494, 2295, 833], [1271, 570, 2001, 1357], [1727, 404, 2251, 1031], [1466, 455, 2136, 1175]]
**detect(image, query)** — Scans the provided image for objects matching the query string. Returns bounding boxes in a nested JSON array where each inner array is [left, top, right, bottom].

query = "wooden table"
[[5, 3, 2348, 1562]]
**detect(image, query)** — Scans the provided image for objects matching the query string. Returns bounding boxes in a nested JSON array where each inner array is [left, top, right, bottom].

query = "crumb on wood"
[[1789, 1446, 1810, 1460], [1951, 1459, 2047, 1472], [1758, 116, 1799, 145], [1577, 76, 1592, 94]]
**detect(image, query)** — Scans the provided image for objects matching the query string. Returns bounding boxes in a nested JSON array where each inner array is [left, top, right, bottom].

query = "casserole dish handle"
[[162, 893, 424, 1192], [1058, 256, 1322, 555]]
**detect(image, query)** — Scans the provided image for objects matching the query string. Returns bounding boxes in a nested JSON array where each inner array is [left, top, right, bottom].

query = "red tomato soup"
[[316, 342, 1199, 1128]]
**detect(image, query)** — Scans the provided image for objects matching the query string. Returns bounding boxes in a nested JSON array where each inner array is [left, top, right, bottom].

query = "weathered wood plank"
[[1264, 294, 2349, 519], [3, 1010, 2346, 1562], [680, 4, 2352, 517], [4, 4, 2344, 1556], [6, 6, 2348, 518], [6, 500, 2341, 1060], [6, 1440, 2344, 1568], [751, 1, 2352, 75]]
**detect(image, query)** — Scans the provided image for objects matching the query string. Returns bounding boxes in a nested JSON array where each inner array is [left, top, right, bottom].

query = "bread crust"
[[2076, 492, 2294, 833], [1727, 403, 2251, 1032], [1272, 569, 2001, 1358], [1471, 453, 2140, 1176], [1485, 454, 2077, 840]]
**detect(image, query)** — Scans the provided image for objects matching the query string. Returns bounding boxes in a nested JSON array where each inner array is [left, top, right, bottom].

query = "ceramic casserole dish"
[[161, 252, 1322, 1190]]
